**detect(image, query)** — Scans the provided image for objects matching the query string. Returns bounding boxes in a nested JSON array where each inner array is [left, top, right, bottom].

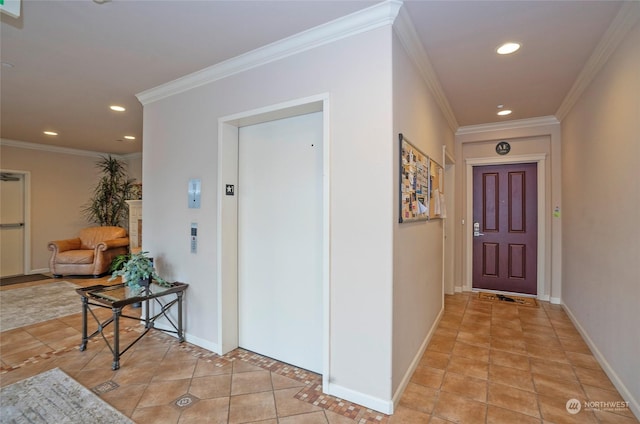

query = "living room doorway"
[[1, 171, 27, 278]]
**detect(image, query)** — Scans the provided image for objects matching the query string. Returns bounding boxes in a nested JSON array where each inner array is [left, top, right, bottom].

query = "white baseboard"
[[454, 285, 462, 293], [184, 332, 220, 354], [562, 303, 639, 419], [151, 322, 220, 354], [155, 320, 392, 415], [31, 268, 50, 275], [325, 382, 394, 415], [391, 306, 444, 414], [549, 296, 561, 305]]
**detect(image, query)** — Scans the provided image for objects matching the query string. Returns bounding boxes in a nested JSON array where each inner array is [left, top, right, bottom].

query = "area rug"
[[0, 273, 52, 287], [0, 367, 133, 424], [478, 291, 537, 307], [0, 281, 81, 332]]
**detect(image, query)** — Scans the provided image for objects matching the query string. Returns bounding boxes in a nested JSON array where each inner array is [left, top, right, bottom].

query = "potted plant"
[[109, 251, 170, 291], [83, 155, 136, 227]]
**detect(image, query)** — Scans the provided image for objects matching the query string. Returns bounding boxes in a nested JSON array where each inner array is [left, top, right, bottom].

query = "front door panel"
[[472, 163, 537, 294]]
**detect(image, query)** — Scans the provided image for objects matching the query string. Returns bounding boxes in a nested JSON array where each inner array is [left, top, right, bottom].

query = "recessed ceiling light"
[[1, 62, 15, 68], [497, 42, 521, 55], [110, 105, 126, 112], [43, 131, 58, 136], [497, 110, 512, 116], [124, 136, 136, 140]]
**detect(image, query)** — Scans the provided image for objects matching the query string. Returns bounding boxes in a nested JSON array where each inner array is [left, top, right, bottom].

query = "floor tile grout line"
[[3, 288, 635, 423]]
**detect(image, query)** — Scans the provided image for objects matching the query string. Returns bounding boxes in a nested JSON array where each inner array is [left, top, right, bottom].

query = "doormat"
[[478, 291, 537, 307], [0, 273, 51, 287]]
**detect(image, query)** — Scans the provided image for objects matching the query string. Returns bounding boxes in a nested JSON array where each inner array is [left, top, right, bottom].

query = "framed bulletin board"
[[429, 158, 444, 219], [399, 134, 430, 223]]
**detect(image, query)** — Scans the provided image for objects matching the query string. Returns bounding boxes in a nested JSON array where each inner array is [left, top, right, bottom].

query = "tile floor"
[[1, 277, 637, 423]]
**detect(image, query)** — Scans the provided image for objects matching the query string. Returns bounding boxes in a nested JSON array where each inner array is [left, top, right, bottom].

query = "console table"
[[76, 281, 188, 370]]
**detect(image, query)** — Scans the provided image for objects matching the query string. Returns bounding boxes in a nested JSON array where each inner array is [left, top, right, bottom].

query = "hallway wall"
[[391, 31, 453, 399], [561, 20, 640, 417], [138, 24, 396, 411]]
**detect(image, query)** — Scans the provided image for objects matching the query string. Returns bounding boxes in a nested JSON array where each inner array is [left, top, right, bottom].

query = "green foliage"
[[83, 155, 135, 227], [109, 251, 170, 289]]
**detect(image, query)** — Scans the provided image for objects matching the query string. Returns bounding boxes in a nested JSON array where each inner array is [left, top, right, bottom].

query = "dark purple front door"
[[472, 163, 538, 295]]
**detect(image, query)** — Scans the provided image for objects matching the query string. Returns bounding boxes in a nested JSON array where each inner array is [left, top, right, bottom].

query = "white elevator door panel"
[[238, 112, 322, 374]]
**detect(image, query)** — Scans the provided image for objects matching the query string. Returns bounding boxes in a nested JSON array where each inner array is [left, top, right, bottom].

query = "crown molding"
[[456, 116, 560, 136], [137, 1, 403, 106], [393, 5, 459, 132], [556, 1, 640, 121], [0, 138, 131, 159]]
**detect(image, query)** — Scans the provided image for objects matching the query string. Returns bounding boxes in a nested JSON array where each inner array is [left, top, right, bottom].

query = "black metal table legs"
[[80, 296, 88, 351]]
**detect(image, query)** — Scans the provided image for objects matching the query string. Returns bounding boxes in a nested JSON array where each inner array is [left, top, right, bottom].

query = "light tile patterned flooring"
[[1, 277, 637, 423]]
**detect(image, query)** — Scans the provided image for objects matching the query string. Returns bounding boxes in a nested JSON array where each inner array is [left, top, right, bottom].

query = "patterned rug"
[[0, 281, 81, 331], [0, 367, 133, 423], [478, 291, 537, 307]]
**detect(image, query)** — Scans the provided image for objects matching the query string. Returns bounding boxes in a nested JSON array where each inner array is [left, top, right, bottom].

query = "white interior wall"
[[124, 153, 142, 183], [561, 21, 640, 417], [140, 26, 396, 411], [390, 32, 454, 402]]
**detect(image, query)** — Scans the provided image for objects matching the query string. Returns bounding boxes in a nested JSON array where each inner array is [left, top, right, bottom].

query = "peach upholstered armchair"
[[48, 226, 129, 277]]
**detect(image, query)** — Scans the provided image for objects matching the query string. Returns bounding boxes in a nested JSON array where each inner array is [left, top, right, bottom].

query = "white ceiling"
[[0, 0, 627, 155]]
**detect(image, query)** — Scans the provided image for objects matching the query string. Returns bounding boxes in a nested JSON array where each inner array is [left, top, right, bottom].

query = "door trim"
[[0, 169, 31, 275], [464, 154, 546, 299], [217, 94, 330, 387]]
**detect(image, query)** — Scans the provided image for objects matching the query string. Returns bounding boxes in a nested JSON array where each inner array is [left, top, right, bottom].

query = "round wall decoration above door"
[[496, 141, 511, 155]]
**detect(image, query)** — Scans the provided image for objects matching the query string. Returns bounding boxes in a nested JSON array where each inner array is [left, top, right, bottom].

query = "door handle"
[[473, 231, 484, 237], [473, 221, 483, 237], [0, 223, 24, 228]]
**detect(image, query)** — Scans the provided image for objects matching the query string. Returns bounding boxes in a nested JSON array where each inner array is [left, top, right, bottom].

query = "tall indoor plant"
[[83, 155, 135, 227]]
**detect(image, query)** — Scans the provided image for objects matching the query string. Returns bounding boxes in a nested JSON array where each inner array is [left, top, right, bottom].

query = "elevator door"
[[238, 112, 322, 373]]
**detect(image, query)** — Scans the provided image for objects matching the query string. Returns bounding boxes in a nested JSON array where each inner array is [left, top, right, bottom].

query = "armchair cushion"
[[48, 226, 129, 277], [56, 250, 95, 264]]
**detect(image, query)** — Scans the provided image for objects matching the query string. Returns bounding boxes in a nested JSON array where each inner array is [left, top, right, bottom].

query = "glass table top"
[[85, 282, 182, 303]]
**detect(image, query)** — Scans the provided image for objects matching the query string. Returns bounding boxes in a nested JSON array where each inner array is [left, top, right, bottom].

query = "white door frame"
[[464, 154, 546, 299], [0, 169, 31, 276], [217, 94, 330, 385], [443, 147, 455, 295]]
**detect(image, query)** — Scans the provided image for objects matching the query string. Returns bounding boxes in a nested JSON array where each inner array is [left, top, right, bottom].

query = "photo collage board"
[[399, 134, 444, 223]]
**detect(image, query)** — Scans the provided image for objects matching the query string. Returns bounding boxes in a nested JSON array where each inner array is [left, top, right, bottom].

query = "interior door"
[[238, 112, 322, 373], [472, 163, 537, 295], [1, 173, 25, 277]]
